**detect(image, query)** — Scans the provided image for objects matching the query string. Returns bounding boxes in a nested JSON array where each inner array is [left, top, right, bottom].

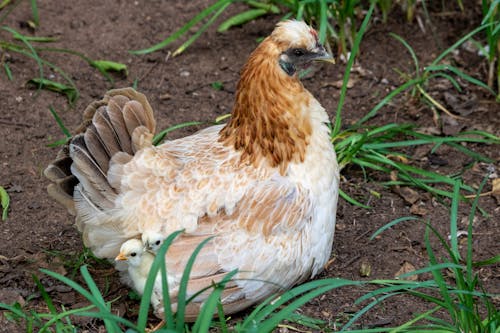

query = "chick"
[[142, 230, 166, 255], [115, 239, 156, 296]]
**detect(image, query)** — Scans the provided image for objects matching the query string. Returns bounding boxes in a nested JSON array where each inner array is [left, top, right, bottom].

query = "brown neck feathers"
[[219, 39, 312, 174]]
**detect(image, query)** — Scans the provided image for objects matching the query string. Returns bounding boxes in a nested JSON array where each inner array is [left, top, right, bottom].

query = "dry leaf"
[[492, 178, 500, 196], [410, 203, 428, 216], [359, 261, 372, 277], [322, 78, 355, 89], [395, 261, 418, 281], [398, 187, 421, 204]]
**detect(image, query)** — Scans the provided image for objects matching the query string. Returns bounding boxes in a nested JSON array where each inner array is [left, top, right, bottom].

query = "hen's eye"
[[293, 49, 305, 57], [130, 252, 137, 257]]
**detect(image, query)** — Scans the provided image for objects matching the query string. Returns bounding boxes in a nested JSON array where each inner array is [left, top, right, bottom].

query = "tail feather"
[[70, 136, 116, 209], [83, 127, 112, 173], [44, 87, 156, 245], [107, 98, 134, 154], [92, 107, 122, 157]]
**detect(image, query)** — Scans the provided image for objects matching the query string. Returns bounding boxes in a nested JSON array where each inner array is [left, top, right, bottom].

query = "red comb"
[[309, 28, 318, 41]]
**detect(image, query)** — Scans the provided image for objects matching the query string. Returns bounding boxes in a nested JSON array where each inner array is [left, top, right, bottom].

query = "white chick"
[[115, 239, 157, 296], [142, 230, 166, 255]]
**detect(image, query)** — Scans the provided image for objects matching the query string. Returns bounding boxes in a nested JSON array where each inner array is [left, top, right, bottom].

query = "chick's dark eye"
[[130, 252, 137, 257], [155, 240, 161, 245]]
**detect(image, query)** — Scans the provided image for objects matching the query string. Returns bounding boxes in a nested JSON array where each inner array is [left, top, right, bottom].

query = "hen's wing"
[[151, 176, 314, 319]]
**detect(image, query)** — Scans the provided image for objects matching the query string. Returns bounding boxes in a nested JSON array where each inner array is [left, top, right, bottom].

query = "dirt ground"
[[0, 0, 498, 332]]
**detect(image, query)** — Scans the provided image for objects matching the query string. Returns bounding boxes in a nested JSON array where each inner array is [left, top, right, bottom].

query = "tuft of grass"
[[329, 14, 499, 207], [345, 176, 500, 332]]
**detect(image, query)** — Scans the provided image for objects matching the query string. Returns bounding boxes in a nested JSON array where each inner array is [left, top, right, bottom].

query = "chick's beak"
[[115, 253, 127, 261], [312, 45, 335, 64]]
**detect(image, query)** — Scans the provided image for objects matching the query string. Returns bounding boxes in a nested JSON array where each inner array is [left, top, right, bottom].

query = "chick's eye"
[[130, 252, 137, 257], [155, 240, 161, 246], [293, 49, 305, 56]]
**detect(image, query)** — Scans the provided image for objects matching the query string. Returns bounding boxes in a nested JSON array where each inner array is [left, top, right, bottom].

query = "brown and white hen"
[[44, 20, 339, 319]]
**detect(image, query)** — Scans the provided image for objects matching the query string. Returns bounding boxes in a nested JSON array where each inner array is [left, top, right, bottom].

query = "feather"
[[107, 98, 134, 154]]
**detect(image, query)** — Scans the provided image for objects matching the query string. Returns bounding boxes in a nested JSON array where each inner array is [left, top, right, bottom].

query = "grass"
[[1, 177, 497, 332], [1, 1, 499, 332], [350, 176, 500, 332], [130, 0, 466, 58]]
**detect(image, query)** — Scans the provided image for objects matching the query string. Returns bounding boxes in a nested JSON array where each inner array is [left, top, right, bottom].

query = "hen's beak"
[[115, 253, 127, 261], [312, 45, 335, 64]]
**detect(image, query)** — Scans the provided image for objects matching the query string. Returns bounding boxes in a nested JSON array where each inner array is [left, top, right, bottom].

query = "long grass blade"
[[191, 270, 238, 333], [136, 230, 184, 331], [173, 1, 231, 57], [176, 236, 214, 330], [333, 1, 375, 136], [48, 106, 71, 138], [130, 0, 232, 55], [153, 121, 204, 145]]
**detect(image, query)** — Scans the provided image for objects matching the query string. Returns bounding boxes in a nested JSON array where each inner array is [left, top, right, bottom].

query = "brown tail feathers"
[[44, 88, 156, 217]]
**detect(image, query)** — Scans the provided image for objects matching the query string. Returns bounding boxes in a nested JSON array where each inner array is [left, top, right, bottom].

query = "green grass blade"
[[354, 78, 422, 127], [426, 64, 494, 94], [136, 230, 184, 331], [245, 0, 280, 13], [218, 9, 268, 32], [191, 270, 238, 333], [28, 78, 78, 104], [390, 33, 419, 74], [153, 121, 204, 145], [79, 265, 121, 332], [318, 0, 327, 43], [3, 26, 44, 84], [33, 274, 65, 332], [257, 280, 361, 332], [431, 24, 488, 66], [173, 1, 231, 57], [90, 60, 128, 82], [176, 236, 214, 330], [14, 35, 58, 42], [342, 292, 400, 331], [0, 186, 10, 221], [3, 62, 12, 80], [333, 1, 375, 137], [391, 306, 442, 332], [130, 0, 232, 55], [449, 180, 460, 259], [29, 0, 38, 26], [339, 188, 371, 208], [243, 278, 361, 328], [370, 216, 420, 240], [48, 106, 71, 138]]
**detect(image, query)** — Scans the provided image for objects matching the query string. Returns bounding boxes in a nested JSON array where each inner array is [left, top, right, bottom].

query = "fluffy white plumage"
[[45, 20, 339, 320]]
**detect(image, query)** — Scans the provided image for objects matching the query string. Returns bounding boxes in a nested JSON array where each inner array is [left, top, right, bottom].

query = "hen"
[[44, 20, 339, 319]]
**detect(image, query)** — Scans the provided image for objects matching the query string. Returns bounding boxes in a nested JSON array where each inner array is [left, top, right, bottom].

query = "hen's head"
[[269, 20, 334, 76], [220, 21, 334, 173]]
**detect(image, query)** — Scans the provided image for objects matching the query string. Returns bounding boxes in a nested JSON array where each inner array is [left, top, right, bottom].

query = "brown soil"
[[0, 1, 498, 332]]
